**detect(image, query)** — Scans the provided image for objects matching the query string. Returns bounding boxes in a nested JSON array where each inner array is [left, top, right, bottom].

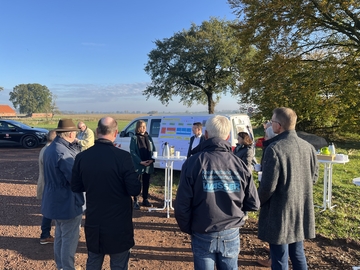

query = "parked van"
[[114, 114, 254, 170]]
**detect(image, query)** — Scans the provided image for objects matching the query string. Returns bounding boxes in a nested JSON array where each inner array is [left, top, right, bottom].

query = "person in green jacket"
[[130, 120, 156, 209]]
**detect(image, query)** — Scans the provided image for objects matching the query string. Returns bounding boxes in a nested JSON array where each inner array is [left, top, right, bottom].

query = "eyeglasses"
[[271, 119, 281, 126]]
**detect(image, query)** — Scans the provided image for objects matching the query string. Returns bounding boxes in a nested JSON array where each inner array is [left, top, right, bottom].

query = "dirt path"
[[0, 147, 359, 269]]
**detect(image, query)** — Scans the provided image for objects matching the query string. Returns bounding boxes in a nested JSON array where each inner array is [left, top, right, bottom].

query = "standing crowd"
[[37, 107, 318, 270]]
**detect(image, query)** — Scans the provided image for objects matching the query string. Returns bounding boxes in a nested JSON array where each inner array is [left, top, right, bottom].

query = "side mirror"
[[120, 131, 125, 137]]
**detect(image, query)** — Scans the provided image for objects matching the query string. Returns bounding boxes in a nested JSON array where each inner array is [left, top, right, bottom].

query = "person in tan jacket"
[[74, 121, 95, 151]]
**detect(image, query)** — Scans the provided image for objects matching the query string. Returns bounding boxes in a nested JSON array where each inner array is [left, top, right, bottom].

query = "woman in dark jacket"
[[234, 132, 254, 172], [130, 120, 156, 210]]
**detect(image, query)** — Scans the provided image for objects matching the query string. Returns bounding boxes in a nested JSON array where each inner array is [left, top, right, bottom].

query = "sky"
[[0, 1, 241, 113]]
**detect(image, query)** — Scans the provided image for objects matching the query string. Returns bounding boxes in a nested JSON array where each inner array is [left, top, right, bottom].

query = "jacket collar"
[[95, 138, 115, 146], [264, 130, 297, 147], [200, 137, 232, 153]]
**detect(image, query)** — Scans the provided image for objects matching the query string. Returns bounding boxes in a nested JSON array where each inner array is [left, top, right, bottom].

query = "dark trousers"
[[86, 250, 130, 270], [40, 216, 52, 239], [133, 173, 151, 201]]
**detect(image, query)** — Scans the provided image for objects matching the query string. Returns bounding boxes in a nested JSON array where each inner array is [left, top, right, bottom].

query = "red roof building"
[[0, 105, 16, 117]]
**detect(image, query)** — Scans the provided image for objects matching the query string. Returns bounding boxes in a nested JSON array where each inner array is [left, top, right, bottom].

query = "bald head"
[[77, 121, 86, 131], [96, 117, 118, 141]]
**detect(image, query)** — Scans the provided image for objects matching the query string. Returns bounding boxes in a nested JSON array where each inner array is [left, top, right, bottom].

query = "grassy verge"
[[151, 126, 360, 241]]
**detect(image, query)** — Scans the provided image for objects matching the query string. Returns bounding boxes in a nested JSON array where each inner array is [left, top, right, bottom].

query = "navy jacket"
[[175, 137, 260, 235], [42, 136, 84, 220]]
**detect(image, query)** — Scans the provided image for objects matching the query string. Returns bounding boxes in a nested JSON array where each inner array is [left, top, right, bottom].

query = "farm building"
[[0, 105, 16, 117]]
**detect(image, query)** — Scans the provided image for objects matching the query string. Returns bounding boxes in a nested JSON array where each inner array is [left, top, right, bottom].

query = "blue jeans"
[[191, 228, 240, 270], [54, 214, 82, 270], [40, 216, 52, 239], [86, 250, 130, 270], [270, 241, 307, 270]]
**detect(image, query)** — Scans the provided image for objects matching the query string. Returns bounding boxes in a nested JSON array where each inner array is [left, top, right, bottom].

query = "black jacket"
[[175, 137, 260, 235], [187, 134, 206, 158], [233, 144, 254, 171], [71, 139, 141, 254]]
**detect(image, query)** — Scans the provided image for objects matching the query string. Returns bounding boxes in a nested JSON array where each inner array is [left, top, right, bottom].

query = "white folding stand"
[[148, 155, 187, 218], [317, 158, 349, 211]]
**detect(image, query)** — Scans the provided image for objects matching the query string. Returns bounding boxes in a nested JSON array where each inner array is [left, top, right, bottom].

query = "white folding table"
[[317, 158, 349, 211], [148, 155, 187, 218]]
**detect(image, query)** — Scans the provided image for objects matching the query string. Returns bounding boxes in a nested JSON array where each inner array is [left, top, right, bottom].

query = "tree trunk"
[[207, 93, 215, 114]]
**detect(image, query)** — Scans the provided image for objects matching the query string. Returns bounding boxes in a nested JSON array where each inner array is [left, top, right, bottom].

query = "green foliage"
[[9, 83, 53, 115], [144, 18, 244, 114], [229, 0, 360, 134]]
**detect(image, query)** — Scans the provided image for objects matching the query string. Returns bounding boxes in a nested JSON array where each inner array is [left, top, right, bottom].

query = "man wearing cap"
[[42, 119, 84, 270]]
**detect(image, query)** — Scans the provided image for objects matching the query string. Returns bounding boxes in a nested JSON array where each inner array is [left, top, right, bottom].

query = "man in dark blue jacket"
[[71, 117, 141, 269], [175, 115, 260, 270], [42, 119, 83, 270]]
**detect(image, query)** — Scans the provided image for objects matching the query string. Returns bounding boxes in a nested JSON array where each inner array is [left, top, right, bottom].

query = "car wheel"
[[22, 136, 39, 148]]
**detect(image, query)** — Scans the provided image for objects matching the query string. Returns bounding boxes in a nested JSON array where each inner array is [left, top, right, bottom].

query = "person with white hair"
[[175, 115, 260, 270]]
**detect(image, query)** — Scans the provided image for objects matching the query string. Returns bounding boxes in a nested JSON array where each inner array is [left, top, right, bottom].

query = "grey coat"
[[258, 130, 319, 245]]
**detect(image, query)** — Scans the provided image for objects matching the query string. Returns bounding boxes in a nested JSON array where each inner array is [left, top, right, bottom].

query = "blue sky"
[[0, 1, 240, 113]]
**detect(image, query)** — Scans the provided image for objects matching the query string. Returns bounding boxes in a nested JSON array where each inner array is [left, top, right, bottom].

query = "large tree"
[[9, 83, 53, 115], [229, 0, 360, 133], [144, 18, 244, 114]]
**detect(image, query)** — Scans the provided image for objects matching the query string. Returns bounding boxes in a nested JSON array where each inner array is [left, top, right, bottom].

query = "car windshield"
[[5, 120, 32, 129]]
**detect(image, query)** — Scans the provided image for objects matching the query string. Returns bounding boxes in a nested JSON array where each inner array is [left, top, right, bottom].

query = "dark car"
[[0, 119, 48, 148]]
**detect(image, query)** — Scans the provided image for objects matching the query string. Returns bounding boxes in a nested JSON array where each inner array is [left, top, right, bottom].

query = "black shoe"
[[133, 201, 140, 210], [142, 199, 153, 207]]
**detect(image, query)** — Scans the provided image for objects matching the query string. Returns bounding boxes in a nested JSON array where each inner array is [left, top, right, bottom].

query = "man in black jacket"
[[71, 117, 141, 269], [175, 115, 260, 270]]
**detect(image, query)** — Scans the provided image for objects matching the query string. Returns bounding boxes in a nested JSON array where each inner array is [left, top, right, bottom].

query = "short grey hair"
[[57, 131, 74, 138], [205, 115, 231, 140], [273, 107, 297, 130]]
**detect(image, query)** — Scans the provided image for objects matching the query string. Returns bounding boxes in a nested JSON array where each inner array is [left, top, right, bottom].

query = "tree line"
[[144, 1, 359, 134], [2, 1, 359, 134], [0, 84, 59, 116]]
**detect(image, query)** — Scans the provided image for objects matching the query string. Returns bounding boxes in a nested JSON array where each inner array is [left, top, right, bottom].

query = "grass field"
[[19, 114, 360, 241], [19, 113, 147, 131]]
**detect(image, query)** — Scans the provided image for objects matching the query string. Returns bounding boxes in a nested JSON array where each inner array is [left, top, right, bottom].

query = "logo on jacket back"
[[202, 170, 241, 192]]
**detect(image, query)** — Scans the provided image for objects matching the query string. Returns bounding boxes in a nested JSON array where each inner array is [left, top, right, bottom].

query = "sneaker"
[[142, 199, 153, 207], [40, 235, 54, 245], [133, 201, 140, 210], [257, 258, 272, 267]]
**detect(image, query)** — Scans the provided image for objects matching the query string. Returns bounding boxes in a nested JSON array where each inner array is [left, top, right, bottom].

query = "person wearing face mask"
[[130, 120, 156, 210]]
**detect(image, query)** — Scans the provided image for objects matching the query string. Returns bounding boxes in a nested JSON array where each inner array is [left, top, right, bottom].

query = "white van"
[[114, 114, 254, 170]]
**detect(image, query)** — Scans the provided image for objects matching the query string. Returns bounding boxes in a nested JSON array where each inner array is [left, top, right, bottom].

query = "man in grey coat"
[[258, 107, 319, 270]]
